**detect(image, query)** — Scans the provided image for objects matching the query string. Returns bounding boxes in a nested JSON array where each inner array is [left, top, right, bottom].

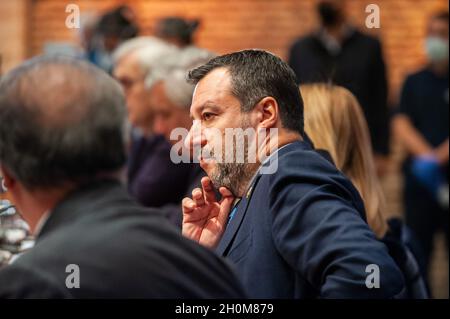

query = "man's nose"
[[184, 120, 207, 151]]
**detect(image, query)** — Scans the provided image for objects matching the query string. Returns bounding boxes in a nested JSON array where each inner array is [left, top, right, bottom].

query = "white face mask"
[[425, 36, 449, 63]]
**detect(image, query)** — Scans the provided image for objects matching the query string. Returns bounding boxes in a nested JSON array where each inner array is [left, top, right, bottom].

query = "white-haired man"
[[149, 47, 216, 226], [112, 37, 193, 210]]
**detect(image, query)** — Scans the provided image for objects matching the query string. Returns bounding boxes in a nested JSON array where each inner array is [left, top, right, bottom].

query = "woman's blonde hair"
[[300, 84, 388, 238]]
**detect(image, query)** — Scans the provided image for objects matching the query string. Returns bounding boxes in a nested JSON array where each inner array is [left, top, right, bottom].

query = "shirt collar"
[[244, 141, 297, 195], [33, 210, 51, 237]]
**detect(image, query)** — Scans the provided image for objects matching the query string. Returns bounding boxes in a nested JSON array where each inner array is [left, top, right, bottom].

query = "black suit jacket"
[[0, 180, 245, 298], [216, 141, 405, 298]]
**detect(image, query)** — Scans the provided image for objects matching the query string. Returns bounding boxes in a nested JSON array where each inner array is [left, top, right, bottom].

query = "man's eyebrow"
[[190, 102, 221, 119]]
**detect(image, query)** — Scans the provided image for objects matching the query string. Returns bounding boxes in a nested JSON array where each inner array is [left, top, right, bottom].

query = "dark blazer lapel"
[[216, 174, 261, 256]]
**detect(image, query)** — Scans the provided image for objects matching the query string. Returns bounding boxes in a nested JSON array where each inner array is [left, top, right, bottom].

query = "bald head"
[[0, 56, 127, 189]]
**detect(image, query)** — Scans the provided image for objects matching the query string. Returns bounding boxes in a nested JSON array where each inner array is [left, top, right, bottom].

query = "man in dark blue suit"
[[181, 49, 405, 298]]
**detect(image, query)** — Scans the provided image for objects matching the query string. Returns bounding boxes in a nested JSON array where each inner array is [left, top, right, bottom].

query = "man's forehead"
[[191, 68, 232, 108], [198, 67, 230, 87], [115, 52, 142, 76]]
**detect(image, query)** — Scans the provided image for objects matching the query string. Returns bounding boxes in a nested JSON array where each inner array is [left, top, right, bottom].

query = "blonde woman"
[[301, 84, 387, 237], [301, 83, 429, 298]]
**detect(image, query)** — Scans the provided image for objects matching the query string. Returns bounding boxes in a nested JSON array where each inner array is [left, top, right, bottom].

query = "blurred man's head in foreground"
[[0, 56, 127, 231]]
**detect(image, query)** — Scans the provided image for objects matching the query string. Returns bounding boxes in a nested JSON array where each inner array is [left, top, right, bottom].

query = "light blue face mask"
[[425, 36, 449, 63]]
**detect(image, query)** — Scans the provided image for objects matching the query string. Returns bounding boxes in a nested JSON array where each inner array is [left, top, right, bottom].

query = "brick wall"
[[1, 0, 449, 298], [0, 0, 29, 74], [24, 0, 448, 104]]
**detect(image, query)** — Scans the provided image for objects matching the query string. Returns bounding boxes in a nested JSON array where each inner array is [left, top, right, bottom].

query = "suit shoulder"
[[290, 34, 318, 51], [352, 30, 382, 49], [405, 69, 430, 83], [29, 211, 244, 298], [0, 262, 70, 298], [272, 146, 342, 180], [261, 145, 363, 208]]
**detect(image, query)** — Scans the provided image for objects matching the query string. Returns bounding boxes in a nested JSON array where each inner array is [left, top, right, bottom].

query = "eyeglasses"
[[0, 211, 31, 268], [0, 176, 6, 194], [0, 200, 14, 216], [0, 200, 32, 264], [0, 177, 14, 215], [0, 177, 33, 267]]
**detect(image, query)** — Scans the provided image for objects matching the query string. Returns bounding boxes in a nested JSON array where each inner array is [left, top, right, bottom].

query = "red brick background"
[[25, 0, 448, 104], [0, 0, 448, 298]]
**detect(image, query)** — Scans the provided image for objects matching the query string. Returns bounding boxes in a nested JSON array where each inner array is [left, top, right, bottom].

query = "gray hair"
[[112, 36, 163, 63], [112, 36, 179, 89], [160, 46, 216, 108], [0, 56, 127, 190]]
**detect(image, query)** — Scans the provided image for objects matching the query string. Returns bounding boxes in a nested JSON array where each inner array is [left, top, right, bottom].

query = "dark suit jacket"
[[0, 179, 245, 298], [216, 141, 405, 298]]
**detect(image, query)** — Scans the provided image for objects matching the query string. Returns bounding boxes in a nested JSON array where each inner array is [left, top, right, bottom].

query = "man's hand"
[[182, 177, 235, 249]]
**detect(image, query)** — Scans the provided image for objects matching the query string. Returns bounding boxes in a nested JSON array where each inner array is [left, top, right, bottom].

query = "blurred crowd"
[[0, 1, 448, 299]]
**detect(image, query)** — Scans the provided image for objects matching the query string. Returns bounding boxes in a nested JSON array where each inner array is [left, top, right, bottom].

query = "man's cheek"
[[203, 128, 222, 160]]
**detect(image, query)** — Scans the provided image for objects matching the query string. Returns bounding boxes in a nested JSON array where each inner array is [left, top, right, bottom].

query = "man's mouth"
[[198, 149, 217, 172], [197, 146, 216, 162], [198, 154, 215, 164]]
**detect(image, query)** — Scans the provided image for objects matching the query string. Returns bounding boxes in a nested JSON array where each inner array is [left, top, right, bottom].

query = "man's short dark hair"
[[188, 49, 304, 135], [0, 56, 127, 190]]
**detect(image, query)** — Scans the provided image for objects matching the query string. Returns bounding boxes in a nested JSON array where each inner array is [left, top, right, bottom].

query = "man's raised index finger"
[[201, 176, 217, 203]]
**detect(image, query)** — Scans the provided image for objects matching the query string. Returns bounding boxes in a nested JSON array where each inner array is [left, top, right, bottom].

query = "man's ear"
[[253, 96, 279, 130], [0, 165, 15, 192]]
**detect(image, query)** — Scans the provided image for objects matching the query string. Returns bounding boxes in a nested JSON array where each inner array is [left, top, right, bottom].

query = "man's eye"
[[119, 79, 133, 89], [202, 113, 215, 121]]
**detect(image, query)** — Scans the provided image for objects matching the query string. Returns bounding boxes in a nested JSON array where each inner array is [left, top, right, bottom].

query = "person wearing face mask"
[[393, 11, 449, 289], [288, 0, 390, 176]]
